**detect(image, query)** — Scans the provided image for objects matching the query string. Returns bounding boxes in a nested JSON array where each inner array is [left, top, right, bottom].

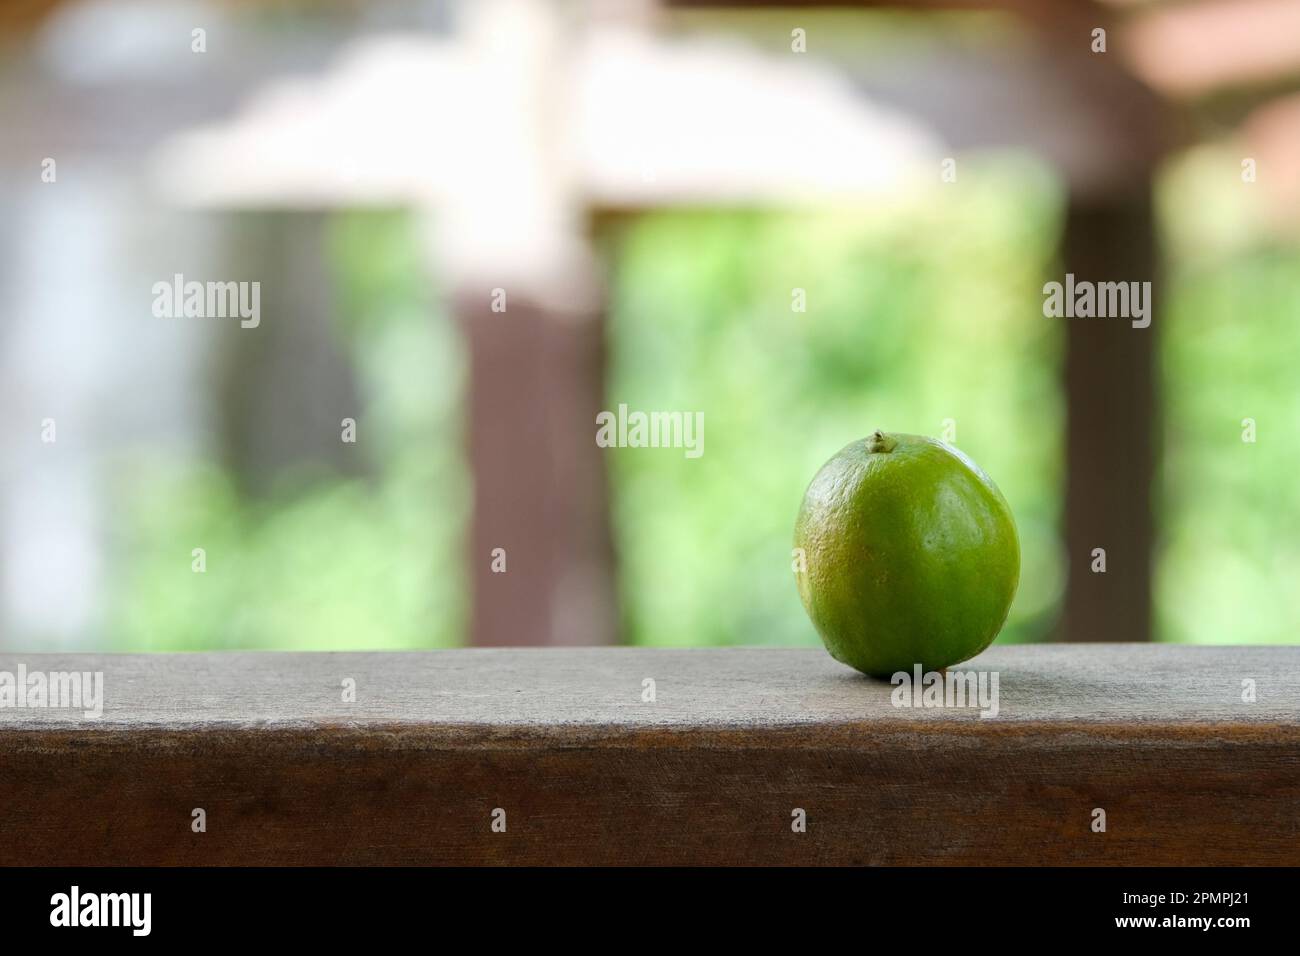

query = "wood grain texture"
[[0, 645, 1296, 865]]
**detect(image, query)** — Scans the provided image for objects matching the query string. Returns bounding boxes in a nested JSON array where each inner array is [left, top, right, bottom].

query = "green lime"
[[794, 430, 1019, 677]]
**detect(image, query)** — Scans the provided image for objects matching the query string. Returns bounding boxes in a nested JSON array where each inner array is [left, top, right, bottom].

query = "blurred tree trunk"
[[219, 212, 367, 496]]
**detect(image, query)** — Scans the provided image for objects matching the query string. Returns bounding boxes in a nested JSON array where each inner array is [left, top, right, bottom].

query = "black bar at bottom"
[[0, 866, 1285, 941]]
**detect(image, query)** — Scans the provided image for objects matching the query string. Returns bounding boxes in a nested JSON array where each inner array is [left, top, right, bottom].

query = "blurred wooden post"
[[441, 0, 618, 646], [1059, 191, 1158, 643], [456, 293, 618, 646]]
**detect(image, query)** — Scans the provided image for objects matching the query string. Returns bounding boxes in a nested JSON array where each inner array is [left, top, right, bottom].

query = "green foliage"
[[1158, 248, 1300, 644], [607, 157, 1066, 647], [105, 210, 466, 650], [1154, 145, 1300, 646]]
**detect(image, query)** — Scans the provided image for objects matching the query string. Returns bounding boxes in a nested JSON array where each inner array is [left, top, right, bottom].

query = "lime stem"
[[867, 430, 896, 453]]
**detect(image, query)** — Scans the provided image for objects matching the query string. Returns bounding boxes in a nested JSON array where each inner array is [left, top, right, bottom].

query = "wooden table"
[[1, 645, 1295, 865]]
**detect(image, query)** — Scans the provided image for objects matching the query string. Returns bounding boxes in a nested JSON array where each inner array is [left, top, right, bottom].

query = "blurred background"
[[1, 0, 1297, 652]]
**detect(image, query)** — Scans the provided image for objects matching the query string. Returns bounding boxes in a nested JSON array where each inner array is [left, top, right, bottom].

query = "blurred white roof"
[[150, 27, 944, 210]]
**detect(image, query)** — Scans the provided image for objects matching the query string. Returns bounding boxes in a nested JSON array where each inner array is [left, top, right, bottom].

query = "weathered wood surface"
[[0, 645, 1296, 865]]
